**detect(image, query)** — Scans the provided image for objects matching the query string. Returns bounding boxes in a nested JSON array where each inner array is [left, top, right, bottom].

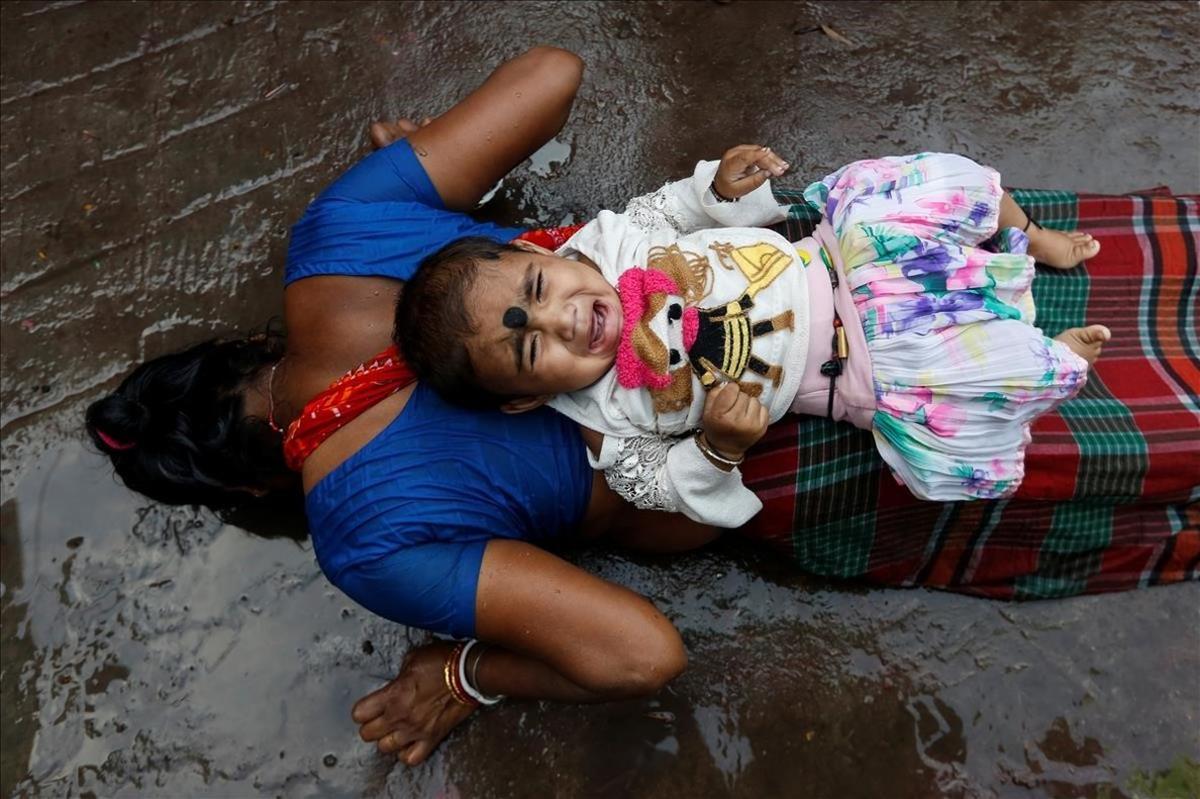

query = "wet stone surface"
[[2, 1, 1198, 797]]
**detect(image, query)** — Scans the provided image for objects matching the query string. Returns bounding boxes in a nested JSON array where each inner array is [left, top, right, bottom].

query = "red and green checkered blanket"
[[744, 187, 1199, 598]]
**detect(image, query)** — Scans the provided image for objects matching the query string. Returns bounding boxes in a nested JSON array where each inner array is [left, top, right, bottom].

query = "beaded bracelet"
[[710, 182, 738, 203]]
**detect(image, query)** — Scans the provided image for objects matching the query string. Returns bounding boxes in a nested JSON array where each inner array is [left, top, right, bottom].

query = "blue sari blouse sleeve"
[[313, 137, 445, 207], [285, 139, 523, 285], [337, 540, 488, 639]]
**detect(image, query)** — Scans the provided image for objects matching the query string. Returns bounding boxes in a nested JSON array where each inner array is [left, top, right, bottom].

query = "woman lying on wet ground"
[[84, 45, 1194, 767], [87, 46, 718, 765]]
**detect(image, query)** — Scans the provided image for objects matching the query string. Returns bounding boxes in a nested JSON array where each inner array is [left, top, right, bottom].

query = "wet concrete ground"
[[2, 1, 1198, 797]]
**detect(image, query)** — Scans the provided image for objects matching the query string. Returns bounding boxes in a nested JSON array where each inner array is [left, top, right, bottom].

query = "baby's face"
[[464, 247, 622, 399]]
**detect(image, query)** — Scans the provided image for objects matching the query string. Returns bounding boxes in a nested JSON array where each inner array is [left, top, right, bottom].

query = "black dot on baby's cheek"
[[502, 306, 528, 329], [669, 350, 681, 366], [668, 304, 683, 322]]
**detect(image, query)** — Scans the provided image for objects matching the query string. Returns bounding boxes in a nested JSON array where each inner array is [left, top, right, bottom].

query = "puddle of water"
[[3, 442, 1199, 797], [527, 136, 574, 178], [2, 1, 1199, 796]]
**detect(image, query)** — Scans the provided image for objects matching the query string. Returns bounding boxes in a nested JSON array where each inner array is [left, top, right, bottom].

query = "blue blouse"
[[286, 137, 524, 285], [290, 140, 591, 638]]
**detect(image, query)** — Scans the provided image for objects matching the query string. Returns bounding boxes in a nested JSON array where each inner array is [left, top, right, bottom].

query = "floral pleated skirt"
[[804, 153, 1089, 500]]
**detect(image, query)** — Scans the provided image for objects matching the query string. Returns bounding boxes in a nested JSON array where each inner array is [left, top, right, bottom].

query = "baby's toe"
[[1073, 237, 1100, 261], [1078, 325, 1111, 349]]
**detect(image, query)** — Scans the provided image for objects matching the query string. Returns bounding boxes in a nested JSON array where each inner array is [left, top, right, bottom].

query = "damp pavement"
[[2, 2, 1198, 797]]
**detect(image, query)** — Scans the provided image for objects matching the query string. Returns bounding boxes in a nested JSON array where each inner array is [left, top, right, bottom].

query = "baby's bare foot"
[[1055, 324, 1111, 366], [1028, 227, 1101, 270]]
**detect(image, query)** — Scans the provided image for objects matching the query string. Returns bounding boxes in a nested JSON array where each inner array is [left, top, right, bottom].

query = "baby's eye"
[[530, 335, 539, 367], [536, 272, 544, 302]]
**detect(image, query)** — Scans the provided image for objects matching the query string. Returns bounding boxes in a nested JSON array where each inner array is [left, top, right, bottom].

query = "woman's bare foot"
[[1055, 324, 1111, 365], [1027, 227, 1101, 270], [368, 117, 434, 150]]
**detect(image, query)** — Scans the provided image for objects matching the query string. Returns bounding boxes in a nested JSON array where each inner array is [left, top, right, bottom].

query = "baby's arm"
[[623, 145, 791, 235], [592, 432, 761, 528], [585, 384, 770, 528]]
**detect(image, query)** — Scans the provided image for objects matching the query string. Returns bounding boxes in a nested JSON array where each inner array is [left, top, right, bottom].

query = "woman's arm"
[[283, 48, 584, 403], [352, 538, 689, 765], [348, 466, 725, 766], [407, 46, 584, 210]]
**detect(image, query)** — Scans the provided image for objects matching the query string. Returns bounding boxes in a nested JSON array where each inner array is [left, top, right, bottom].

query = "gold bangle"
[[694, 431, 743, 467]]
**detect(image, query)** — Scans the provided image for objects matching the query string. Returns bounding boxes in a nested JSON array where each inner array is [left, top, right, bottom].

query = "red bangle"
[[443, 642, 478, 707]]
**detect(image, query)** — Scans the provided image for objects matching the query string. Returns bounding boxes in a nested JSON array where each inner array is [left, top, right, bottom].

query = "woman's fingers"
[[358, 713, 404, 742], [401, 740, 434, 766], [367, 118, 429, 150], [378, 731, 415, 755], [351, 689, 388, 725]]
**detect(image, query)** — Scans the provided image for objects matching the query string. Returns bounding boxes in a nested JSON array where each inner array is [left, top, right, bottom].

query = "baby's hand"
[[713, 145, 790, 200], [700, 382, 770, 463]]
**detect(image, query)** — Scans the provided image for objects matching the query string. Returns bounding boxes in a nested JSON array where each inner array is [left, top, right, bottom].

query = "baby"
[[395, 147, 1110, 526]]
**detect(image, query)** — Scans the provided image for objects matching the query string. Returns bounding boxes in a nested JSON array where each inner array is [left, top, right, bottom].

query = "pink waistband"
[[789, 222, 875, 428]]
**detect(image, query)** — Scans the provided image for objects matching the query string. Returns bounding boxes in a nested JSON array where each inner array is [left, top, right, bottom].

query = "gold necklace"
[[266, 360, 284, 434]]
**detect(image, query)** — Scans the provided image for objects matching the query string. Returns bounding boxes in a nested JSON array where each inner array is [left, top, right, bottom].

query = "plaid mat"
[[743, 187, 1200, 598]]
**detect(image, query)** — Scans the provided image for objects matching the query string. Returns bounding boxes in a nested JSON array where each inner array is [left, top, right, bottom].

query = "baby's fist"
[[713, 145, 790, 201], [700, 382, 770, 461]]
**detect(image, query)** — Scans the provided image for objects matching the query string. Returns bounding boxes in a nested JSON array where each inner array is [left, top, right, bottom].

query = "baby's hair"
[[394, 236, 523, 409]]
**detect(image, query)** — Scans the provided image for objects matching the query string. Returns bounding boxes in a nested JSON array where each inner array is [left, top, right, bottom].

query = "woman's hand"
[[352, 641, 477, 766], [712, 144, 790, 200], [700, 382, 770, 463], [368, 117, 434, 150]]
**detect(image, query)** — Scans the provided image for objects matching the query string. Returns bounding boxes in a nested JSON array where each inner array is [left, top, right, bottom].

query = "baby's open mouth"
[[589, 301, 611, 352]]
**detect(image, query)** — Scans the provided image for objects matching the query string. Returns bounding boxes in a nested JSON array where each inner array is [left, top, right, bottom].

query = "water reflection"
[[1, 443, 400, 797], [1, 497, 38, 797], [2, 440, 1198, 797]]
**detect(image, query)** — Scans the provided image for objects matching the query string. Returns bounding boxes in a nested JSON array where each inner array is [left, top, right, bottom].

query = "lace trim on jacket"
[[600, 435, 678, 513]]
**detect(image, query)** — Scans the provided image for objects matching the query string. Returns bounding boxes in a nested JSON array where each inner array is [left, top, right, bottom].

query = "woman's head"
[[85, 333, 289, 508]]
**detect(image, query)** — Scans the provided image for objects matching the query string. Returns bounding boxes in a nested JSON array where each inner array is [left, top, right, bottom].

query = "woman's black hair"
[[84, 331, 290, 509]]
